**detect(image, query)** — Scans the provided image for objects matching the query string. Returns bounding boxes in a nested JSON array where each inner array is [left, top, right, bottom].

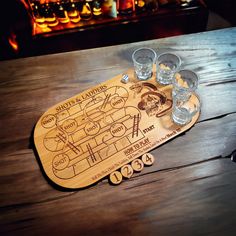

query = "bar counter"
[[0, 27, 236, 235]]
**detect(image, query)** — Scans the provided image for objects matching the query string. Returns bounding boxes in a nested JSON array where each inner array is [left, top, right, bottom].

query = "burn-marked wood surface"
[[0, 28, 236, 236], [34, 70, 200, 189]]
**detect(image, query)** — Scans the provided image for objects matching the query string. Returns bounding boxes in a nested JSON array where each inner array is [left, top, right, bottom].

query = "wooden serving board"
[[34, 70, 200, 189]]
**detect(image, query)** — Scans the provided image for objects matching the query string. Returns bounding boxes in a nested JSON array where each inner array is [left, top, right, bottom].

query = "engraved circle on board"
[[110, 123, 126, 137], [84, 121, 100, 136], [41, 114, 57, 129], [83, 96, 103, 122], [106, 86, 129, 102], [62, 119, 78, 133], [53, 153, 70, 170], [44, 128, 66, 152], [138, 90, 172, 118], [110, 96, 125, 109], [124, 106, 141, 119]]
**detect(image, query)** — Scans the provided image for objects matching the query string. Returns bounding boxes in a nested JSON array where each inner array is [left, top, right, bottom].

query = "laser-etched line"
[[132, 114, 140, 138], [57, 133, 79, 154], [86, 143, 96, 163], [101, 93, 111, 110]]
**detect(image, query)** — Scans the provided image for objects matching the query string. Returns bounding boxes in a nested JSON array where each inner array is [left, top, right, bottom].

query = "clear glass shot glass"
[[132, 47, 157, 80], [171, 70, 200, 125], [156, 52, 181, 85]]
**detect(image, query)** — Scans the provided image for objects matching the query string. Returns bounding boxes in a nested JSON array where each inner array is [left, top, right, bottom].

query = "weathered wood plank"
[[0, 113, 235, 207], [1, 158, 236, 236], [0, 27, 236, 235]]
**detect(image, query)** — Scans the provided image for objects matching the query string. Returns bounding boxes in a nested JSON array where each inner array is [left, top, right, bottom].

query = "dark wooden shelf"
[[0, 0, 208, 60], [28, 2, 208, 57], [33, 3, 207, 38]]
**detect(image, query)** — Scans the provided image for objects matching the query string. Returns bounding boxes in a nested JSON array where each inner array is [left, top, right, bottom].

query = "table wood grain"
[[0, 27, 236, 236]]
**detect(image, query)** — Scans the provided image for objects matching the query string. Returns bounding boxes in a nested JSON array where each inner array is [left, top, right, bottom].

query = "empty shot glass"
[[171, 70, 200, 125], [172, 69, 199, 101], [156, 52, 181, 85], [132, 47, 157, 80]]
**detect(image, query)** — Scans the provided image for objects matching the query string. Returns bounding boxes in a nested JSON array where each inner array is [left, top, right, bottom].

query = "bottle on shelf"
[[55, 0, 70, 24], [102, 0, 117, 18], [67, 0, 81, 23], [110, 0, 118, 18], [30, 1, 48, 28], [118, 0, 135, 15], [80, 1, 92, 20], [92, 0, 102, 18], [41, 1, 59, 27]]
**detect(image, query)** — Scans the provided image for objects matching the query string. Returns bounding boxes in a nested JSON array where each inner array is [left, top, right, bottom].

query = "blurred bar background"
[[0, 0, 235, 60]]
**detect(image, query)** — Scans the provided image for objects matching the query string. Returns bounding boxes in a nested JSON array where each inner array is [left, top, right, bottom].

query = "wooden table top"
[[0, 27, 236, 236]]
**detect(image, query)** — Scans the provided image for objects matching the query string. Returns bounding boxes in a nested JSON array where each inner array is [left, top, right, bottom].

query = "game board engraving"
[[138, 91, 172, 117], [132, 114, 140, 138], [34, 71, 200, 188], [44, 84, 142, 180], [41, 114, 57, 129]]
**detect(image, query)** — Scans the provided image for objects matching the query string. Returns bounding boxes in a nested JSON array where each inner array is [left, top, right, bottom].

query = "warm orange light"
[[8, 33, 19, 52]]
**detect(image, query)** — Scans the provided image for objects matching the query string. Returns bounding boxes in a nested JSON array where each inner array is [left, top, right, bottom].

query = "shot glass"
[[171, 70, 200, 125], [132, 47, 157, 80], [156, 52, 181, 85]]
